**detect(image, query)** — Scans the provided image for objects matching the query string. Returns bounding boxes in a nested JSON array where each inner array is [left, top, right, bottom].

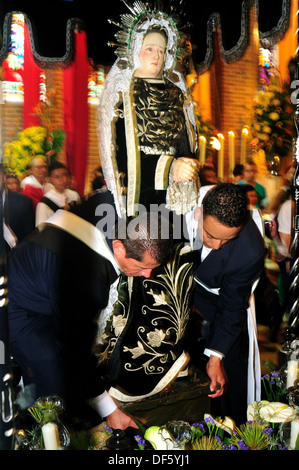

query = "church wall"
[[208, 5, 260, 180]]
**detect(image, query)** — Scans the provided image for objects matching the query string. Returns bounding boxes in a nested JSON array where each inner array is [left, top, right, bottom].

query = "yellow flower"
[[269, 85, 280, 93], [269, 112, 280, 121], [257, 93, 269, 106]]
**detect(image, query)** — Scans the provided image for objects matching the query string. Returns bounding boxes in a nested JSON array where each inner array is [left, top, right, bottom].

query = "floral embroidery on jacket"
[[95, 244, 195, 380]]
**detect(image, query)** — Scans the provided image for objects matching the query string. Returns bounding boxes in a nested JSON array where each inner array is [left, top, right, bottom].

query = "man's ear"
[[194, 206, 202, 222], [112, 239, 126, 257]]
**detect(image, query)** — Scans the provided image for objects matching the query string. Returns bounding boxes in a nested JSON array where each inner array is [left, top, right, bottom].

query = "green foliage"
[[249, 74, 295, 159]]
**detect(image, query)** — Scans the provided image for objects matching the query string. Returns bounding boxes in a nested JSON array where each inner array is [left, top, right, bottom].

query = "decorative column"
[[0, 187, 14, 450], [63, 26, 89, 196], [287, 62, 299, 336], [23, 23, 42, 128], [283, 6, 299, 349]]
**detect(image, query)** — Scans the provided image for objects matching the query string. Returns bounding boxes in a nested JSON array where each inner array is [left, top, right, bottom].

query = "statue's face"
[[134, 31, 167, 79]]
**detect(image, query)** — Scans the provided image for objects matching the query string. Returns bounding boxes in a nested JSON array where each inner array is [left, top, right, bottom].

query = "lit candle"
[[42, 422, 60, 450], [287, 360, 299, 389], [228, 131, 235, 175], [290, 419, 299, 450], [199, 136, 206, 166], [241, 127, 248, 165], [217, 133, 224, 180]]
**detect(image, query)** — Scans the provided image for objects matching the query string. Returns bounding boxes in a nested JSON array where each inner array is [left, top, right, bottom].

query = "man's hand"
[[206, 355, 227, 398], [106, 407, 139, 430]]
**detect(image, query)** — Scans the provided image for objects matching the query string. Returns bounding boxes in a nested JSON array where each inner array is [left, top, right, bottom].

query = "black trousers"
[[185, 310, 249, 425]]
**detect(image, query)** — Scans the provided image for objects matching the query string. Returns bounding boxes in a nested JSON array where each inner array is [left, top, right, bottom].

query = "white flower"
[[204, 413, 235, 435], [259, 402, 297, 423], [144, 426, 178, 450], [247, 400, 270, 421], [147, 329, 166, 347], [179, 245, 192, 256], [124, 341, 145, 359], [147, 289, 168, 306], [112, 315, 126, 336]]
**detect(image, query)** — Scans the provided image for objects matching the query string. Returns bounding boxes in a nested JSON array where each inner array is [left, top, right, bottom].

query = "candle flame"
[[228, 131, 235, 137], [210, 137, 221, 150]]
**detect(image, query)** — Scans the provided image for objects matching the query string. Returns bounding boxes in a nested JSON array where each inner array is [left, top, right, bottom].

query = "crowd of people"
[[232, 159, 295, 325], [1, 4, 297, 439]]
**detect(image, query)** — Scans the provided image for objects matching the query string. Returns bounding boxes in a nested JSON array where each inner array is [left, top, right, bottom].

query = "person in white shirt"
[[36, 161, 81, 226], [271, 193, 294, 311]]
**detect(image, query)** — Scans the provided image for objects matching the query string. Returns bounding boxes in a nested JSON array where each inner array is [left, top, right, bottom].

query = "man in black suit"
[[188, 183, 265, 424], [0, 165, 35, 248], [7, 209, 175, 430], [5, 189, 35, 242]]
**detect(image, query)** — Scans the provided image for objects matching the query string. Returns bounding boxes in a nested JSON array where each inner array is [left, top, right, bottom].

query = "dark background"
[[0, 0, 290, 65]]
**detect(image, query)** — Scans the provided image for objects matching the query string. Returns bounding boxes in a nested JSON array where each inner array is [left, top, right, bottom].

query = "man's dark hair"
[[199, 165, 218, 187], [114, 212, 174, 266], [233, 164, 244, 177], [238, 184, 255, 195], [202, 183, 249, 228], [48, 161, 68, 176], [92, 176, 104, 191]]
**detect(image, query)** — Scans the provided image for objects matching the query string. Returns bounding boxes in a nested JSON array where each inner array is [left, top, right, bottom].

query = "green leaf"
[[264, 359, 277, 372]]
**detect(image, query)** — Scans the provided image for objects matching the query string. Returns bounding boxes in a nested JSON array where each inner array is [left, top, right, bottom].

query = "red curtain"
[[63, 30, 89, 196], [23, 24, 42, 128]]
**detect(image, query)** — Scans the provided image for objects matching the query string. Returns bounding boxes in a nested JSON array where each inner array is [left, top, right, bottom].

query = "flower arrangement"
[[141, 402, 298, 451], [262, 370, 288, 402], [17, 394, 299, 450], [189, 415, 277, 450], [27, 395, 65, 425], [16, 360, 299, 451], [3, 126, 47, 177], [16, 396, 70, 450], [32, 90, 65, 160], [249, 74, 294, 162], [2, 90, 65, 177]]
